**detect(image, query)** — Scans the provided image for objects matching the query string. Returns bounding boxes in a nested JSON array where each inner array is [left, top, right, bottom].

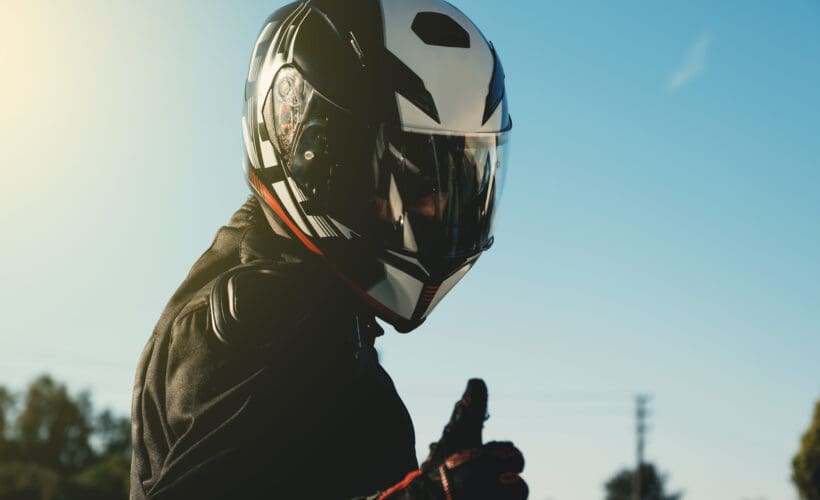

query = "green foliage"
[[605, 463, 682, 500], [0, 387, 14, 436], [73, 454, 131, 500], [0, 375, 130, 500], [0, 387, 16, 461], [793, 400, 820, 500], [94, 410, 131, 458], [0, 462, 69, 500], [16, 376, 94, 471]]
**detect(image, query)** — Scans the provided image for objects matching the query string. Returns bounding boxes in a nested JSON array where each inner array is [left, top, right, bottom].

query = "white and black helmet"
[[242, 0, 511, 332]]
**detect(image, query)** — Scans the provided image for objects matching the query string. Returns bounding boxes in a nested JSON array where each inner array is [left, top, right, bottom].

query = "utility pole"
[[633, 395, 651, 500]]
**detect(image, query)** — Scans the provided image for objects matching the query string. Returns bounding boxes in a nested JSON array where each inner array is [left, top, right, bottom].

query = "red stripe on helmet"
[[249, 169, 403, 325], [249, 169, 323, 256], [334, 271, 403, 325]]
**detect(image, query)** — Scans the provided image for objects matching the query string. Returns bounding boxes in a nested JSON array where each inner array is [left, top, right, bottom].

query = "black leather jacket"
[[130, 196, 417, 499]]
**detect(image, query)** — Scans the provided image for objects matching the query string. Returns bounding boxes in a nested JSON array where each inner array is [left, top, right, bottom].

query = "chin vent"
[[411, 12, 470, 48], [412, 283, 441, 319]]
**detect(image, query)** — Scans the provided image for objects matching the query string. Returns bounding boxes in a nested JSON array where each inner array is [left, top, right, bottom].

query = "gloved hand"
[[378, 379, 528, 500]]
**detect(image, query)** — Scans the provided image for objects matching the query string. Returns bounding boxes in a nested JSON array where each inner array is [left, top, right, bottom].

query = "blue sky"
[[1, 1, 819, 499]]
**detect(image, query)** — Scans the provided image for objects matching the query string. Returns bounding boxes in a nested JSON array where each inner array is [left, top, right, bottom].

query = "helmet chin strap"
[[350, 314, 385, 375]]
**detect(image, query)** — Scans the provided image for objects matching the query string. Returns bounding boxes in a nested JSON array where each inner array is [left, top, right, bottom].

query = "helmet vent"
[[412, 284, 440, 319], [411, 12, 470, 48]]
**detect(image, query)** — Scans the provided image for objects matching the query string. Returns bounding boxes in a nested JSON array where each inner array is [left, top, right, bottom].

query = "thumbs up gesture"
[[379, 379, 528, 500]]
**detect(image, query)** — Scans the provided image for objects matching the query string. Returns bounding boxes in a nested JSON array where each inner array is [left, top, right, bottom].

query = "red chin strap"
[[249, 169, 404, 326]]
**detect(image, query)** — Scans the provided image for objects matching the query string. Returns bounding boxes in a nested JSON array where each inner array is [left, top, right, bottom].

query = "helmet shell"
[[242, 0, 510, 332]]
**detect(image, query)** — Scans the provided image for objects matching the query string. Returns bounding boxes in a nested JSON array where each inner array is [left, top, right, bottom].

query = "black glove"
[[377, 379, 528, 500]]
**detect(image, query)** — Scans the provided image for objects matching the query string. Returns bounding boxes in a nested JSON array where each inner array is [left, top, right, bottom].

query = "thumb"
[[428, 378, 488, 465]]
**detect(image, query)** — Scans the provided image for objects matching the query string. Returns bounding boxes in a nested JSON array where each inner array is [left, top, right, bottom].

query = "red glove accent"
[[379, 470, 423, 499], [378, 380, 527, 500]]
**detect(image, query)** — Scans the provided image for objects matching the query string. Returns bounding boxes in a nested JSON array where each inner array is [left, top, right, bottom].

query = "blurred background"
[[1, 1, 819, 499]]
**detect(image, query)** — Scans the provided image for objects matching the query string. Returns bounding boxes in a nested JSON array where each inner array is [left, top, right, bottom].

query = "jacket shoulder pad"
[[209, 262, 317, 347]]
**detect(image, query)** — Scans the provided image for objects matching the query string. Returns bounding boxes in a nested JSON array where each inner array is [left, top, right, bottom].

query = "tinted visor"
[[279, 87, 510, 260], [372, 128, 509, 258]]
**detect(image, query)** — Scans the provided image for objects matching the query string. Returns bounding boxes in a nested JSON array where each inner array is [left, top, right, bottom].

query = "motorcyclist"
[[130, 0, 525, 498]]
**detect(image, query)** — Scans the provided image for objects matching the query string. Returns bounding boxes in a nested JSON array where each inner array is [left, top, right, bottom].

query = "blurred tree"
[[793, 400, 820, 500], [605, 463, 682, 500], [0, 387, 15, 460], [73, 454, 131, 500], [0, 462, 69, 500], [75, 409, 132, 499], [0, 387, 13, 435], [94, 410, 131, 458], [16, 376, 94, 472], [0, 375, 130, 500]]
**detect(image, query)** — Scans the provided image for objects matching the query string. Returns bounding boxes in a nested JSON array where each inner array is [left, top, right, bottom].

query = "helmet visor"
[[371, 127, 510, 258], [271, 75, 510, 261]]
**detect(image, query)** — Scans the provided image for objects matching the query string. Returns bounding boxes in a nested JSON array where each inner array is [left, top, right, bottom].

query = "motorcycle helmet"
[[242, 0, 511, 332]]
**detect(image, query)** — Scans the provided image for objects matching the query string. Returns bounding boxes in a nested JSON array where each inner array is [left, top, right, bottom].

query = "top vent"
[[411, 12, 470, 48]]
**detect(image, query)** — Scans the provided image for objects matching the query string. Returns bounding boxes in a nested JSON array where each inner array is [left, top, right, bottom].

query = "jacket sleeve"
[[129, 262, 373, 499], [131, 303, 278, 499], [130, 255, 418, 499]]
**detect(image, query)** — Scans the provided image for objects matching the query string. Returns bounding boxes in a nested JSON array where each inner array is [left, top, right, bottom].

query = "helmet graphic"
[[242, 0, 511, 332]]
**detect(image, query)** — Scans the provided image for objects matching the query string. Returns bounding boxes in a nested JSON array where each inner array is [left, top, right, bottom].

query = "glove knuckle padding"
[[396, 380, 528, 499], [483, 441, 525, 473], [502, 476, 529, 500]]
